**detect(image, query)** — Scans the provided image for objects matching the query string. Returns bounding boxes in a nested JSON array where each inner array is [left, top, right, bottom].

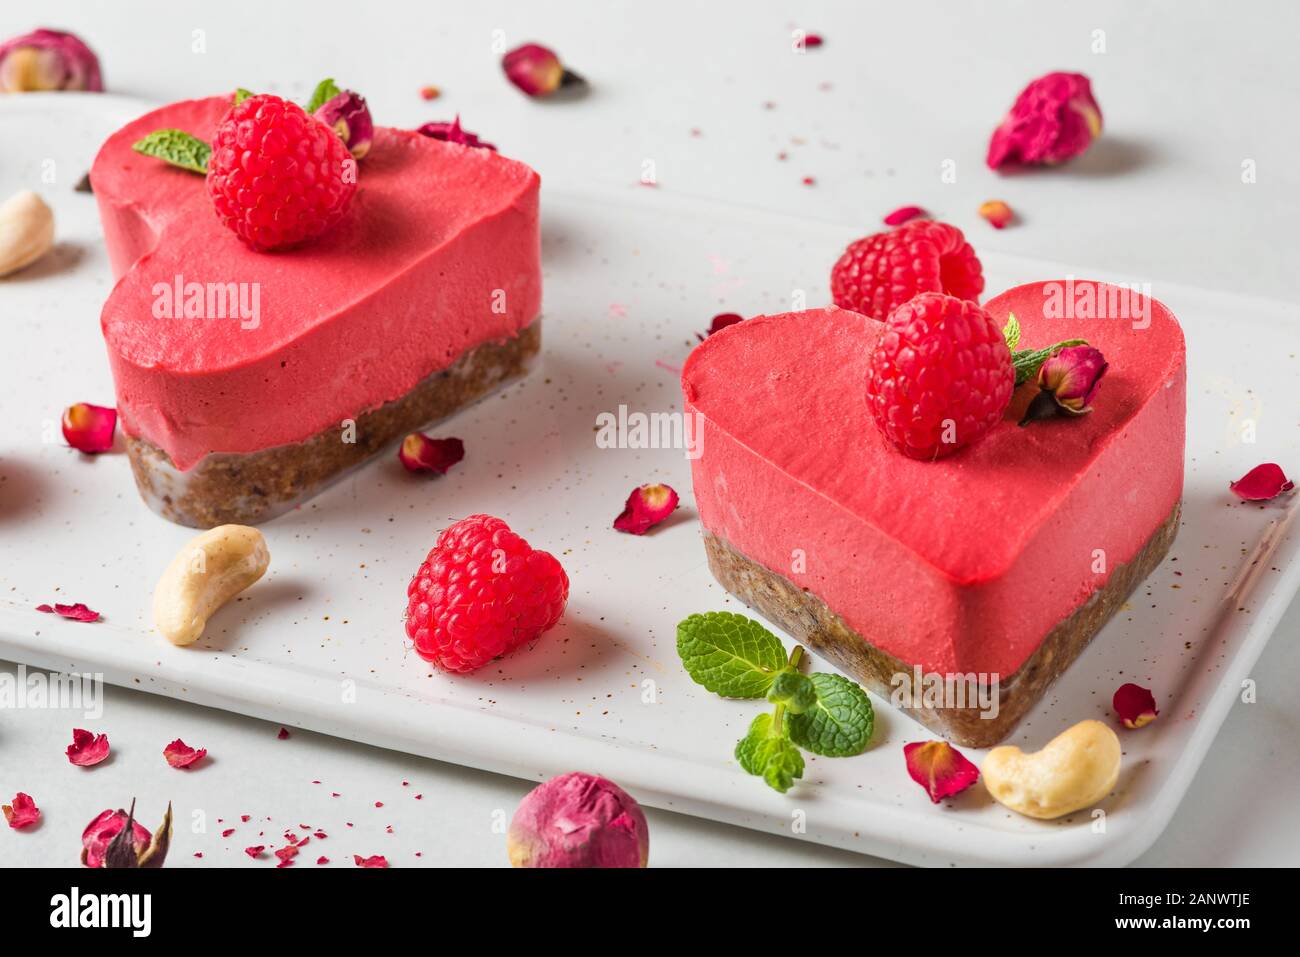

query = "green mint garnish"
[[305, 77, 341, 114], [676, 611, 788, 698], [1011, 339, 1088, 386], [678, 613, 876, 793], [786, 673, 874, 757], [735, 713, 804, 793], [1002, 312, 1021, 351], [131, 129, 210, 174], [233, 88, 255, 105], [767, 670, 817, 714]]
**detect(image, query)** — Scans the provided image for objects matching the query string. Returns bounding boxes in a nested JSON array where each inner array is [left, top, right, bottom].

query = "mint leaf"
[[767, 670, 817, 714], [735, 713, 804, 793], [786, 673, 874, 757], [1012, 338, 1088, 386], [233, 88, 254, 105], [305, 78, 341, 114], [1002, 312, 1021, 351], [676, 612, 788, 698], [131, 129, 210, 174]]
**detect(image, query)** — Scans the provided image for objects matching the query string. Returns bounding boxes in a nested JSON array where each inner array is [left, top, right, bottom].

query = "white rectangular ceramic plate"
[[2, 95, 1298, 866]]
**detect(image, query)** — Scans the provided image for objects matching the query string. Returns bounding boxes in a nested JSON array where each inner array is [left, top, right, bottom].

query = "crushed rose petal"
[[903, 740, 980, 803], [66, 728, 110, 767], [416, 115, 496, 151], [801, 33, 824, 49], [3, 792, 40, 829], [163, 738, 207, 769], [398, 433, 465, 475], [502, 43, 580, 98], [419, 85, 440, 100], [613, 483, 680, 535], [1113, 683, 1159, 729], [1229, 463, 1294, 502], [244, 845, 265, 858], [883, 205, 926, 227], [277, 727, 290, 740], [36, 602, 100, 622], [275, 844, 299, 863], [987, 71, 1102, 170], [317, 856, 330, 864], [81, 809, 149, 868], [978, 199, 1014, 229], [354, 854, 388, 868], [697, 312, 743, 340], [61, 403, 116, 454]]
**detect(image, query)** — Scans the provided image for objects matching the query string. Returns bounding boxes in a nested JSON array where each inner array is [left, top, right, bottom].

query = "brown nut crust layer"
[[702, 502, 1180, 748], [125, 321, 542, 528]]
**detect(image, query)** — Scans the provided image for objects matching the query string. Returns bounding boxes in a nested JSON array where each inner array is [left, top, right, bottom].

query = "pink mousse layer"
[[92, 96, 541, 470], [682, 282, 1186, 677]]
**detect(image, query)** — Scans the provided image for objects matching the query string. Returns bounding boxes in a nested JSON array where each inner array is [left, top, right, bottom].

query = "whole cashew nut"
[[152, 525, 270, 646], [981, 719, 1121, 820], [0, 190, 55, 277]]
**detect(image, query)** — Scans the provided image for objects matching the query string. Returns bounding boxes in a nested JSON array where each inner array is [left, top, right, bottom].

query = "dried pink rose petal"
[[0, 28, 103, 92], [66, 728, 110, 767], [801, 33, 824, 49], [61, 402, 116, 453], [3, 792, 40, 829], [398, 433, 464, 475], [163, 738, 207, 769], [81, 809, 149, 868], [354, 854, 388, 868], [1113, 683, 1159, 729], [697, 312, 744, 341], [419, 85, 439, 101], [613, 483, 680, 535], [277, 727, 291, 740], [244, 845, 266, 858], [1229, 463, 1294, 502], [987, 71, 1102, 170], [416, 115, 496, 151], [978, 199, 1013, 229], [36, 601, 101, 622], [903, 740, 980, 803], [502, 43, 581, 97], [314, 90, 373, 159], [883, 205, 926, 227]]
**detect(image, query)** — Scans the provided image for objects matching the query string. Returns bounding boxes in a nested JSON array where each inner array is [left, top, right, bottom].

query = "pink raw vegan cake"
[[682, 280, 1186, 746], [91, 95, 541, 527]]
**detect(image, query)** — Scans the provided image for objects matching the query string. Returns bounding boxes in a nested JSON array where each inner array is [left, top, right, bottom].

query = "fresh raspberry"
[[831, 220, 984, 321], [865, 292, 1013, 459], [404, 515, 569, 673], [206, 94, 357, 251]]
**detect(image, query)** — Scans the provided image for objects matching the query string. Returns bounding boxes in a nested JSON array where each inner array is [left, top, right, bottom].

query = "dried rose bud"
[[1020, 345, 1108, 426], [1113, 683, 1159, 729], [416, 116, 497, 151], [1229, 463, 1294, 502], [978, 199, 1014, 229], [502, 42, 581, 97], [613, 483, 679, 535], [507, 772, 649, 867], [61, 402, 116, 453], [987, 72, 1102, 170], [81, 801, 172, 868], [3, 792, 40, 829], [0, 28, 103, 92], [883, 205, 926, 227], [398, 433, 464, 475], [314, 90, 373, 159], [903, 740, 979, 803]]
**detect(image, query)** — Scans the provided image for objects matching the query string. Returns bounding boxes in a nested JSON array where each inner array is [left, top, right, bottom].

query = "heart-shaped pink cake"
[[92, 95, 541, 526], [682, 280, 1185, 745]]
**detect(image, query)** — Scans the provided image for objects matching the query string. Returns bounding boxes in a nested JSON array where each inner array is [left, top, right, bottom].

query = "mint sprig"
[[676, 611, 788, 698], [305, 77, 341, 113], [678, 613, 875, 793], [233, 88, 255, 105], [131, 129, 210, 175], [1001, 312, 1088, 386]]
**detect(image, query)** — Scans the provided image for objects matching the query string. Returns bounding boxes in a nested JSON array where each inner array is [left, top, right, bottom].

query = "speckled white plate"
[[2, 94, 1298, 866]]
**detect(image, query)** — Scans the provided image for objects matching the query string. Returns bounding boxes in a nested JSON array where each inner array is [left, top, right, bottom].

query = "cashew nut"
[[152, 525, 270, 646], [0, 190, 55, 278], [981, 719, 1121, 820]]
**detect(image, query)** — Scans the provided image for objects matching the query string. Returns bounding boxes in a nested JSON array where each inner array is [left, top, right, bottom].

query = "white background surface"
[[2, 0, 1297, 867]]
